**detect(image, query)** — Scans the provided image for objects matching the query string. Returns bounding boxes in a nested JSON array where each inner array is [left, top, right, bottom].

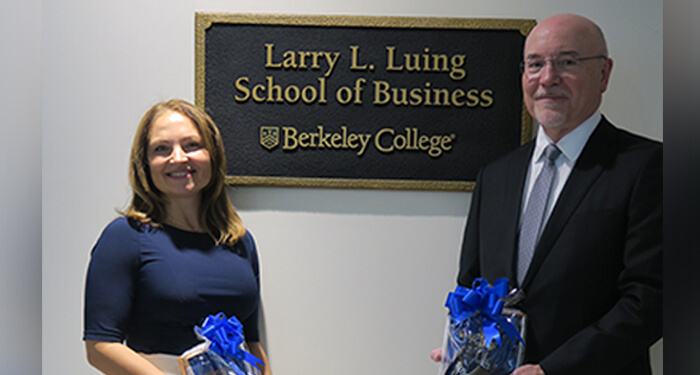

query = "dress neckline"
[[162, 222, 209, 235]]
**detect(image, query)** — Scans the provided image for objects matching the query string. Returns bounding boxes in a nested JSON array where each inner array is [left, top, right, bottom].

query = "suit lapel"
[[521, 118, 619, 289], [503, 143, 535, 284]]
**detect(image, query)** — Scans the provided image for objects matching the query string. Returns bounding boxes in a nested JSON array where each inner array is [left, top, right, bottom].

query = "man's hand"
[[429, 348, 444, 362], [511, 364, 544, 375]]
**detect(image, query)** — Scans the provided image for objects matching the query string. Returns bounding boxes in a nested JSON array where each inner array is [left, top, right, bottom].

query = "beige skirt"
[[140, 352, 182, 375]]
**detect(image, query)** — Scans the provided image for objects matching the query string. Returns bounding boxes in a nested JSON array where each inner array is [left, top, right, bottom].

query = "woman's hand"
[[511, 364, 545, 375], [85, 340, 165, 375]]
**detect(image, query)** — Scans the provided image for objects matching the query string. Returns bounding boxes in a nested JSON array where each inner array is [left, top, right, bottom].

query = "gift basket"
[[178, 313, 264, 375], [439, 278, 526, 375]]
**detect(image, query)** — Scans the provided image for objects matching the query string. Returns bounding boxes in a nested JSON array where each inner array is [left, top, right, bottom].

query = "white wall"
[[41, 1, 662, 375], [1, 1, 42, 374]]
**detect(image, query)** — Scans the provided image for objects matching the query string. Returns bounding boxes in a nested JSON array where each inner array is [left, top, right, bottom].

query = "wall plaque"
[[195, 13, 535, 191]]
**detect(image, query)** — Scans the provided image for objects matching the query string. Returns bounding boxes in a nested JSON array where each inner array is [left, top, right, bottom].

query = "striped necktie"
[[517, 144, 561, 286]]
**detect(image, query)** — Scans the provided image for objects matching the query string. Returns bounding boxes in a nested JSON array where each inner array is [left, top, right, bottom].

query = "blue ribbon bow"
[[445, 278, 524, 348], [195, 313, 264, 374]]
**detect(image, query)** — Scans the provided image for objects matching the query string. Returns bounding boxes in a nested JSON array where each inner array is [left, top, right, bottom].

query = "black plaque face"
[[196, 14, 534, 191]]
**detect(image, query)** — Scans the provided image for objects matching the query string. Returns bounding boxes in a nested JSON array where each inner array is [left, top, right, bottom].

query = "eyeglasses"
[[520, 55, 607, 77]]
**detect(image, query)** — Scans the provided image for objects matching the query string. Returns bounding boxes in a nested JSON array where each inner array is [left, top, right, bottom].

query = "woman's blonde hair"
[[124, 99, 245, 245]]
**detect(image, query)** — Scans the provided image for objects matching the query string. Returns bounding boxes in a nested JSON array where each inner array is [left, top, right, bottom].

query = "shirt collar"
[[534, 110, 601, 164]]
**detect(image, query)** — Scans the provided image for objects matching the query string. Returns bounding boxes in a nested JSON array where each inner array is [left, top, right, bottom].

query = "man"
[[436, 14, 662, 375]]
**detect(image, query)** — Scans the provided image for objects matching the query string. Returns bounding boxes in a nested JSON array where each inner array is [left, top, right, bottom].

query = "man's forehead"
[[524, 50, 580, 59], [524, 21, 600, 57]]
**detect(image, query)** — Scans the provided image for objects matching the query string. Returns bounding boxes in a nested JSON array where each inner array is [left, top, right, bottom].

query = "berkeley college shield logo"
[[260, 127, 279, 150]]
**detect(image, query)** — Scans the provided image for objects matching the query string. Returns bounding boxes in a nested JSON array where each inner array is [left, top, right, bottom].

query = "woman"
[[83, 99, 271, 375]]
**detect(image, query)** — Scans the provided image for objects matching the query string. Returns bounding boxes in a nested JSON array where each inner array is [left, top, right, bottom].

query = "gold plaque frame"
[[195, 13, 535, 192]]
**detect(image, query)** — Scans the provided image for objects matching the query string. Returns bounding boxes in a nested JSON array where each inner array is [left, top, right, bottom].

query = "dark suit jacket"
[[457, 117, 662, 375]]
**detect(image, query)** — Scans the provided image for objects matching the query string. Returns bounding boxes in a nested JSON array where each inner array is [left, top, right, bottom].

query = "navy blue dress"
[[83, 217, 261, 355]]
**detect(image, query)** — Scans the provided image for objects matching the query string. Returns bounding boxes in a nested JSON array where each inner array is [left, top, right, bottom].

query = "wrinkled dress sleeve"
[[83, 218, 140, 343], [238, 231, 261, 342]]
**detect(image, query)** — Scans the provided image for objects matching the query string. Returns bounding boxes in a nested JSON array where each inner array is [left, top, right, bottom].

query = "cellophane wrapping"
[[439, 278, 526, 375], [177, 313, 263, 375]]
